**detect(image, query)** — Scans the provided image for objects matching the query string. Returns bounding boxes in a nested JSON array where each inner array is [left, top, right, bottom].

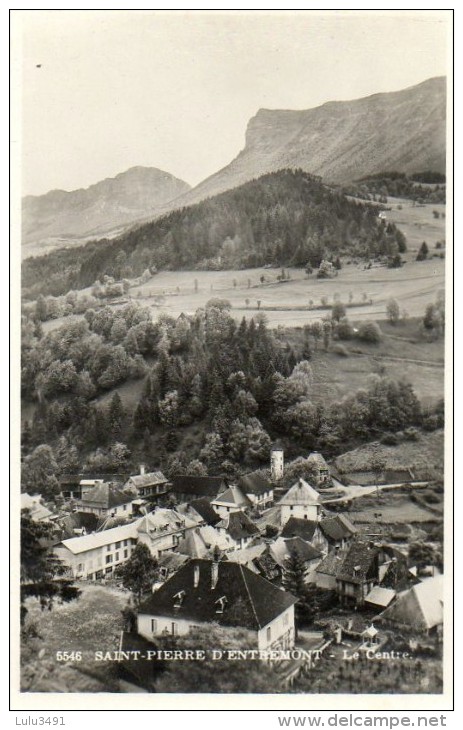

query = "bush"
[[380, 432, 399, 445], [356, 321, 382, 343], [332, 344, 349, 357], [336, 317, 354, 340], [403, 427, 419, 441]]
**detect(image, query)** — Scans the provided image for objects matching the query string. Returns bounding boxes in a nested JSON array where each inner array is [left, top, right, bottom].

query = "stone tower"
[[270, 446, 284, 481]]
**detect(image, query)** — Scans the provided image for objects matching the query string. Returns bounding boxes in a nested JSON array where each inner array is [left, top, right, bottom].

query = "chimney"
[[140, 464, 145, 476], [211, 561, 219, 590], [194, 564, 200, 588]]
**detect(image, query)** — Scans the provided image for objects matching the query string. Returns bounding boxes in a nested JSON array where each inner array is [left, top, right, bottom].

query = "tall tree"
[[21, 512, 80, 626], [114, 543, 158, 606]]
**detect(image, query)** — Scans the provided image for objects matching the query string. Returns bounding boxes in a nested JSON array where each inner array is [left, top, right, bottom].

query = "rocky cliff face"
[[174, 76, 446, 207]]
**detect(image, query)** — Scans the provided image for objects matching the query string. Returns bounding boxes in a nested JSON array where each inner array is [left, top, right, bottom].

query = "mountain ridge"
[[22, 166, 191, 249], [167, 76, 446, 210]]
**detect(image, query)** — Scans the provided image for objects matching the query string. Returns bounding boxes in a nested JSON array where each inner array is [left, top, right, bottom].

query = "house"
[[157, 552, 190, 582], [79, 483, 136, 518], [270, 537, 323, 583], [365, 585, 396, 611], [319, 514, 357, 550], [54, 520, 140, 579], [334, 542, 380, 606], [306, 452, 331, 488], [21, 493, 53, 522], [378, 576, 443, 634], [177, 498, 221, 527], [136, 508, 201, 558], [189, 498, 221, 526], [124, 467, 169, 499], [278, 478, 321, 525], [170, 475, 227, 503], [211, 485, 252, 519], [79, 478, 105, 499], [137, 558, 297, 652], [315, 550, 346, 591], [58, 511, 100, 539], [177, 525, 235, 558], [216, 510, 260, 550], [281, 516, 322, 544], [238, 472, 274, 510], [226, 544, 282, 583], [281, 513, 357, 553]]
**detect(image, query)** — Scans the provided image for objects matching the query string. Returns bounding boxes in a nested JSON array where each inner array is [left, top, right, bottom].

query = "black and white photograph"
[[12, 8, 453, 707]]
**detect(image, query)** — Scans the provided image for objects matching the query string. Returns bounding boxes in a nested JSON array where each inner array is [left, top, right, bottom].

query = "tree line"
[[22, 169, 406, 300]]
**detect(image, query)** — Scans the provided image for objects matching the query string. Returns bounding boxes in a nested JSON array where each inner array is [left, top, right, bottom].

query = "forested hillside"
[[22, 170, 406, 300], [21, 300, 443, 497]]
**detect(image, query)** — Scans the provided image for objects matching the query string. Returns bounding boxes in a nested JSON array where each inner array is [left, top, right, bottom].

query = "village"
[[21, 445, 444, 693]]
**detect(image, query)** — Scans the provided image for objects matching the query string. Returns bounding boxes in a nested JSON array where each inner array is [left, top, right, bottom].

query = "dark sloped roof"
[[280, 517, 318, 542], [189, 498, 221, 526], [170, 476, 226, 498], [60, 511, 99, 538], [81, 484, 133, 509], [316, 550, 346, 577], [252, 549, 281, 580], [320, 514, 357, 542], [284, 537, 323, 563], [335, 542, 379, 584], [212, 485, 252, 508], [238, 472, 271, 496], [221, 511, 260, 541], [138, 559, 297, 630]]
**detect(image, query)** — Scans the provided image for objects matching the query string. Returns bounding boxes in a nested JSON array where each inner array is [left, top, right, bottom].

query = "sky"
[[17, 10, 450, 197]]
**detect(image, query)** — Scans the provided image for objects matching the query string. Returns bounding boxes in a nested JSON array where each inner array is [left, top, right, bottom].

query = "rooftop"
[[212, 485, 252, 509], [138, 558, 297, 630], [280, 517, 318, 542], [270, 537, 322, 567], [217, 511, 260, 541], [80, 483, 133, 509], [365, 585, 396, 608], [278, 478, 320, 506], [379, 575, 443, 630], [319, 514, 357, 542], [127, 471, 168, 489], [238, 472, 271, 496], [59, 519, 140, 554], [170, 475, 226, 498]]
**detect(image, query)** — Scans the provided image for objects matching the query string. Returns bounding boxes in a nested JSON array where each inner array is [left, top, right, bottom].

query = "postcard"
[[10, 8, 453, 712]]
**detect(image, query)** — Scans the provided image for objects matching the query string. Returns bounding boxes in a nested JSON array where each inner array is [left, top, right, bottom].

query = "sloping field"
[[334, 430, 444, 473]]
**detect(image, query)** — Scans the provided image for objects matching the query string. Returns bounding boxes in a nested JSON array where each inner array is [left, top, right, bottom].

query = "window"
[[77, 563, 84, 573], [115, 542, 121, 549], [124, 549, 128, 559], [151, 619, 157, 633], [105, 555, 113, 564], [105, 566, 113, 574], [115, 552, 119, 562], [123, 540, 128, 547], [123, 505, 127, 511], [171, 622, 178, 636], [215, 596, 227, 614], [173, 590, 185, 608], [266, 627, 271, 643], [106, 545, 112, 552]]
